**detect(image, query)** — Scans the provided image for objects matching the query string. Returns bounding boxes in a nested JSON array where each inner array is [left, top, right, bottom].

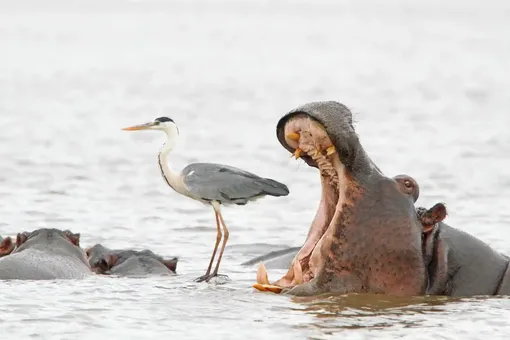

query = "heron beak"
[[121, 122, 154, 131]]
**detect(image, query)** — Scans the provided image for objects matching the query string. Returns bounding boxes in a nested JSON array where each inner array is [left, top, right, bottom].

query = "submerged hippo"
[[0, 228, 91, 280], [86, 244, 178, 276], [417, 203, 510, 296], [255, 101, 428, 296], [0, 236, 15, 257]]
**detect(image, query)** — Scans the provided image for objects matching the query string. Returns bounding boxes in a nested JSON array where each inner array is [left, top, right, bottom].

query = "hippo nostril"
[[93, 258, 110, 273], [99, 259, 109, 271]]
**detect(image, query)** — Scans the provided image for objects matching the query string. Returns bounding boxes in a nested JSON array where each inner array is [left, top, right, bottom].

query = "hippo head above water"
[[16, 229, 81, 249], [255, 101, 427, 296], [86, 244, 178, 276]]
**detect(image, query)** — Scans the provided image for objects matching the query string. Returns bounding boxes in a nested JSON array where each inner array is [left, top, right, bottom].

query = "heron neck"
[[158, 139, 186, 196]]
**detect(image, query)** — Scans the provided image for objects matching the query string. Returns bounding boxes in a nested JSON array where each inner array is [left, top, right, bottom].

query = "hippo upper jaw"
[[276, 101, 382, 176], [256, 102, 426, 296]]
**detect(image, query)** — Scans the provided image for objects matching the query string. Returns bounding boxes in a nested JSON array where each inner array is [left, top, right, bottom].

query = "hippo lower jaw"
[[255, 114, 349, 293]]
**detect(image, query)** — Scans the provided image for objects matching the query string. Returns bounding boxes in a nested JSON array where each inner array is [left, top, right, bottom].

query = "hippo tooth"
[[256, 262, 270, 285], [326, 145, 336, 156], [293, 260, 303, 285], [252, 283, 283, 294], [294, 148, 303, 159], [286, 132, 300, 141]]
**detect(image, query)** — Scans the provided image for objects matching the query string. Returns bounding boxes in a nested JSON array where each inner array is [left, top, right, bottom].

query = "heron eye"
[[154, 121, 160, 125], [404, 180, 412, 188]]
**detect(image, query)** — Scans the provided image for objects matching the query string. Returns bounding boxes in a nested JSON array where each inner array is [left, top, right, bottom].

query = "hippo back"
[[436, 223, 509, 296], [0, 250, 90, 280], [241, 247, 300, 269], [0, 230, 90, 280]]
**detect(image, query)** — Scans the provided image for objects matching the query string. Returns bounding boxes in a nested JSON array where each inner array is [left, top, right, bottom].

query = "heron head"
[[122, 117, 179, 136]]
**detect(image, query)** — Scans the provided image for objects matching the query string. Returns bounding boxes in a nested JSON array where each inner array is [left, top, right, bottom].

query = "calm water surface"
[[1, 0, 510, 338]]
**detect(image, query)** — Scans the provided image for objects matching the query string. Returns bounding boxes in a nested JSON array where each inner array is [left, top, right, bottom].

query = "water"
[[1, 0, 510, 338]]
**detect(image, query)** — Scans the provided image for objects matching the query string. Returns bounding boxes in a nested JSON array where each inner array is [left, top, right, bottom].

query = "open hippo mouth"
[[255, 103, 358, 292], [254, 101, 425, 296]]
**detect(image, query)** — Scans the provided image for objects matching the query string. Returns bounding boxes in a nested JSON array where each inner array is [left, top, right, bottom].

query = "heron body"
[[181, 163, 290, 205], [122, 117, 290, 282]]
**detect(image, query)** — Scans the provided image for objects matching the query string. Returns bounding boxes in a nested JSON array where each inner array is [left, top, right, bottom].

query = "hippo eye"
[[404, 180, 413, 189]]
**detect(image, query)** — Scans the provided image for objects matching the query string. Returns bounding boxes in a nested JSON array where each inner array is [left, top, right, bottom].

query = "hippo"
[[85, 244, 178, 276], [416, 203, 510, 296], [0, 228, 91, 280], [249, 100, 510, 298], [243, 174, 421, 270], [0, 236, 15, 257], [254, 101, 428, 296]]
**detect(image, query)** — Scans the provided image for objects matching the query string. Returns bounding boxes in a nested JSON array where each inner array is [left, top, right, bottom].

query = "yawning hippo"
[[0, 228, 91, 280], [255, 101, 428, 296], [0, 236, 15, 257], [417, 203, 510, 296], [86, 244, 178, 276]]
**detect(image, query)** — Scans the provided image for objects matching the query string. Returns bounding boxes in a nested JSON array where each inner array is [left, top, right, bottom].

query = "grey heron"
[[122, 117, 290, 282]]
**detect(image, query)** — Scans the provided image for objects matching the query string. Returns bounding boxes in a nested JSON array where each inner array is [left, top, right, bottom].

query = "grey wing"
[[181, 163, 289, 205]]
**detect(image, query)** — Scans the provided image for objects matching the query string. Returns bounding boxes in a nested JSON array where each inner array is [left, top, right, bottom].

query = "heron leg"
[[209, 210, 230, 278], [195, 209, 222, 283]]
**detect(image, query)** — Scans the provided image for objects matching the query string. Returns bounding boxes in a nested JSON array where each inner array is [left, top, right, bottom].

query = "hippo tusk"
[[326, 145, 336, 156], [294, 148, 303, 159], [252, 283, 284, 294], [286, 132, 300, 141], [256, 262, 270, 285], [253, 262, 284, 294]]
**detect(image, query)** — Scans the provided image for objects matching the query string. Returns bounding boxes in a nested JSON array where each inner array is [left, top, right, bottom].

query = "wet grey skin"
[[86, 244, 178, 276], [421, 218, 510, 296], [0, 228, 91, 280]]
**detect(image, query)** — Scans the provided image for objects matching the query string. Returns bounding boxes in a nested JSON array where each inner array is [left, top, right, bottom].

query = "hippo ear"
[[16, 232, 28, 247], [65, 232, 81, 247], [429, 203, 447, 223], [163, 257, 178, 273], [0, 237, 14, 256], [418, 203, 447, 234], [0, 237, 10, 248]]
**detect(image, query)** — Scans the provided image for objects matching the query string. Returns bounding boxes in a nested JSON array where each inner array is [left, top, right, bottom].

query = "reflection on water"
[[292, 294, 510, 336], [294, 293, 457, 316]]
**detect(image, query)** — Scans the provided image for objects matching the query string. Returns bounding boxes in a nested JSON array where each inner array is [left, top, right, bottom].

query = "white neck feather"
[[157, 127, 187, 196]]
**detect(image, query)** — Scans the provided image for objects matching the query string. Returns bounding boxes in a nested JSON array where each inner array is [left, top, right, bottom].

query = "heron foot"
[[195, 273, 229, 283]]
